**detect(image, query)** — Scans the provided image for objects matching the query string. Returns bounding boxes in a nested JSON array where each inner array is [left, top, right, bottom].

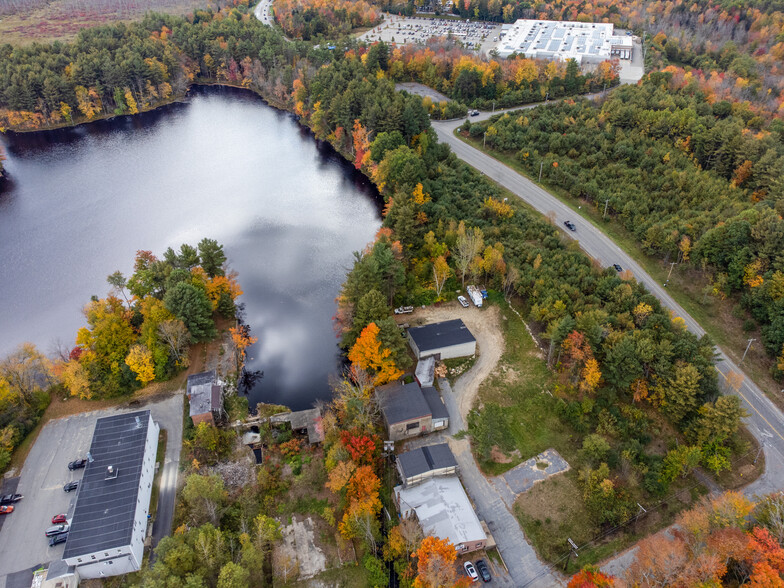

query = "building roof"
[[397, 444, 457, 479], [415, 356, 435, 387], [396, 476, 486, 546], [421, 387, 449, 421], [377, 381, 432, 425], [495, 19, 628, 61], [408, 319, 476, 354], [63, 411, 152, 559], [270, 408, 325, 444], [187, 370, 222, 417]]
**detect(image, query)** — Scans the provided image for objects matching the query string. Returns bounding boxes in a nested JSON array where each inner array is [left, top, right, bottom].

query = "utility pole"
[[563, 538, 579, 573], [539, 160, 544, 183], [741, 338, 756, 365], [492, 100, 495, 113], [754, 441, 765, 465], [664, 261, 676, 287], [603, 199, 609, 219]]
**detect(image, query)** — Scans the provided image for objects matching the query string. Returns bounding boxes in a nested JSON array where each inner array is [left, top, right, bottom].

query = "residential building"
[[186, 370, 224, 425], [395, 476, 487, 553], [397, 443, 458, 487], [62, 411, 159, 579], [407, 319, 476, 360], [495, 19, 633, 63], [377, 381, 449, 441]]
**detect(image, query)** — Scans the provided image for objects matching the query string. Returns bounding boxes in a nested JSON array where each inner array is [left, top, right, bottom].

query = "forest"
[[472, 72, 784, 379], [274, 0, 381, 40]]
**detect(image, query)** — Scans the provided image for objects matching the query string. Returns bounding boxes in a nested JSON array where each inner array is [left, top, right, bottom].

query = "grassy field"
[[460, 129, 784, 409], [0, 0, 202, 45]]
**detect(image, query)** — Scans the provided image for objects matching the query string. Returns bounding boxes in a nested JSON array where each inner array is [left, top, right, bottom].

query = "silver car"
[[458, 295, 469, 308], [45, 523, 69, 537]]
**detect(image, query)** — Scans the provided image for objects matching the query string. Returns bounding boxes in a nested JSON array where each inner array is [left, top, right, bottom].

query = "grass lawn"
[[458, 128, 784, 409]]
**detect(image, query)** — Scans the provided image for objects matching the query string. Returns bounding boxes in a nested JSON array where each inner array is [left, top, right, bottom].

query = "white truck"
[[466, 285, 483, 307]]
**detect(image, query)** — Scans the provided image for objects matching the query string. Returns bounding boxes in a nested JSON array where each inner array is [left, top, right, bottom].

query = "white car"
[[464, 561, 479, 582], [457, 295, 469, 308]]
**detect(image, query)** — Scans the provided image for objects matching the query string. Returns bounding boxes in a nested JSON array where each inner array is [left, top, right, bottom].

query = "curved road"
[[432, 111, 784, 498]]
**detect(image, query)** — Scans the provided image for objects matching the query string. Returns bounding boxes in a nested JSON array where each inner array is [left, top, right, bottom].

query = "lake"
[[0, 86, 383, 410]]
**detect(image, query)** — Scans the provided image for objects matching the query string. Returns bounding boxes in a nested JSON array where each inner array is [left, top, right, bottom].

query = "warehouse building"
[[62, 411, 159, 579], [397, 443, 458, 487], [377, 381, 450, 441], [407, 319, 476, 360], [495, 19, 633, 63]]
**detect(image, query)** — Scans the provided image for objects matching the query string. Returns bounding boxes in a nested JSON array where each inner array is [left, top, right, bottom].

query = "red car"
[[0, 505, 13, 514], [51, 514, 67, 524]]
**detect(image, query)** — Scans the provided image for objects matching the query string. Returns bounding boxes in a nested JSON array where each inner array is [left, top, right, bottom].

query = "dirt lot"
[[399, 301, 504, 420]]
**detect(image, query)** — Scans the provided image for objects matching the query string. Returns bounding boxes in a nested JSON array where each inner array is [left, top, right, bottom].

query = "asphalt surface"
[[431, 109, 784, 497]]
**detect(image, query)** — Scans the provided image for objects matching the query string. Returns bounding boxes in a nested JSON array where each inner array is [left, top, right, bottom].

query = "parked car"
[[613, 263, 623, 272], [45, 523, 69, 537], [475, 559, 492, 582], [68, 459, 87, 470], [464, 561, 479, 582], [563, 220, 577, 231], [0, 505, 14, 515], [63, 481, 79, 493], [49, 533, 68, 547], [51, 514, 67, 524], [0, 493, 23, 505], [470, 109, 480, 116], [458, 295, 469, 308]]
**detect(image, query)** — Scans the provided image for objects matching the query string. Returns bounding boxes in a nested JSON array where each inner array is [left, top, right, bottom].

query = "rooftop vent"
[[135, 416, 142, 428], [106, 465, 119, 480]]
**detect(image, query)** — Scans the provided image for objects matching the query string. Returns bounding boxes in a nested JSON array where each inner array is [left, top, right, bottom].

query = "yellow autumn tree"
[[580, 358, 602, 395], [347, 322, 403, 385], [124, 88, 139, 115], [125, 344, 155, 386], [57, 359, 92, 400]]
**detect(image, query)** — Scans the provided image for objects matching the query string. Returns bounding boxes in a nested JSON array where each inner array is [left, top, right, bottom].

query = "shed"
[[186, 370, 224, 426], [415, 356, 435, 387], [397, 443, 457, 487], [270, 408, 325, 444], [407, 319, 476, 360]]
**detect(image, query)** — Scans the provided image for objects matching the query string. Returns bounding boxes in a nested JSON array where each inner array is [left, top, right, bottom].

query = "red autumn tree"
[[568, 565, 615, 587], [340, 431, 378, 466]]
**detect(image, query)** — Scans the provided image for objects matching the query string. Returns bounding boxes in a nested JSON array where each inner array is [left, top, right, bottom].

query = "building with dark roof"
[[397, 443, 457, 487], [407, 319, 476, 360], [62, 411, 159, 579], [377, 381, 449, 441], [187, 370, 224, 425]]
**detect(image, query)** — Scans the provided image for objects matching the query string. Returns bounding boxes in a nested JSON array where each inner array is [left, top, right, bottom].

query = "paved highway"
[[432, 110, 784, 496]]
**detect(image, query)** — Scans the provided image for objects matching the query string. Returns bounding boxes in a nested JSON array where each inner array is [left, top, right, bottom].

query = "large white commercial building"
[[62, 410, 159, 579], [495, 19, 632, 63]]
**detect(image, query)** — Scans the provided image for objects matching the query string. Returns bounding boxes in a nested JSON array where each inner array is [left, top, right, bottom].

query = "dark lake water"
[[0, 86, 382, 410]]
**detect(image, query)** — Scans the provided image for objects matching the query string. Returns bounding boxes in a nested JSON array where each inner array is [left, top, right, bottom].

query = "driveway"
[[0, 393, 183, 587]]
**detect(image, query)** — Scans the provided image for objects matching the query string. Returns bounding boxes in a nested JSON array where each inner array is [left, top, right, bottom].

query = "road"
[[431, 110, 784, 497], [253, 0, 274, 26]]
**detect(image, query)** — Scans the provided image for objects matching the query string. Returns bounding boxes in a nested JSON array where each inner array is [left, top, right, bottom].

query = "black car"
[[63, 481, 79, 493], [45, 523, 69, 537], [564, 220, 577, 231], [613, 264, 623, 272], [68, 459, 87, 470], [0, 493, 23, 505], [470, 109, 480, 116], [49, 533, 68, 547], [475, 559, 492, 583]]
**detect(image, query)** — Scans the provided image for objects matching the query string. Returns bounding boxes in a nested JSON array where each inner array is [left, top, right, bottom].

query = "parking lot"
[[0, 394, 183, 587]]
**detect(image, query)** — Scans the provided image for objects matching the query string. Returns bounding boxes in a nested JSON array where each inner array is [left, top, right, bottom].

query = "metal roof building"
[[395, 476, 487, 553], [187, 370, 223, 425], [397, 443, 458, 487], [377, 381, 450, 441], [62, 411, 159, 579], [495, 19, 633, 62], [407, 319, 476, 360]]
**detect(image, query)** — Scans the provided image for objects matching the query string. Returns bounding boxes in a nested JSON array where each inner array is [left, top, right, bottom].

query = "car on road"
[[45, 523, 69, 537], [48, 533, 68, 547], [464, 561, 479, 582], [476, 559, 492, 582], [68, 458, 87, 470], [563, 220, 577, 231], [0, 493, 23, 505], [613, 263, 623, 272], [470, 109, 480, 116], [0, 505, 14, 515], [458, 295, 469, 308], [63, 481, 79, 493], [51, 514, 67, 524]]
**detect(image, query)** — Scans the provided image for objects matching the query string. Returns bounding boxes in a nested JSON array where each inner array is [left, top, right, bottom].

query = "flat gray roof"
[[408, 319, 476, 353], [187, 370, 220, 417], [398, 443, 457, 479], [63, 411, 152, 559]]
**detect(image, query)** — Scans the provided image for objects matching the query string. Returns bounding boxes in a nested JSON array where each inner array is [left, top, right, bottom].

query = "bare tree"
[[158, 319, 190, 367], [107, 270, 131, 308], [273, 549, 299, 584], [454, 222, 484, 287]]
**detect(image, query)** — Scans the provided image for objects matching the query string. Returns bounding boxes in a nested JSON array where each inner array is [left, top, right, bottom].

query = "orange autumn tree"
[[229, 324, 258, 374], [348, 322, 403, 385], [413, 536, 467, 588], [568, 565, 616, 587]]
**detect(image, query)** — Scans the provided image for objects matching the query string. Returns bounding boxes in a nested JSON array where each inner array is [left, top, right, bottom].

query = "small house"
[[395, 476, 487, 553], [377, 381, 450, 441], [186, 370, 224, 426], [397, 443, 457, 487], [407, 319, 476, 360]]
